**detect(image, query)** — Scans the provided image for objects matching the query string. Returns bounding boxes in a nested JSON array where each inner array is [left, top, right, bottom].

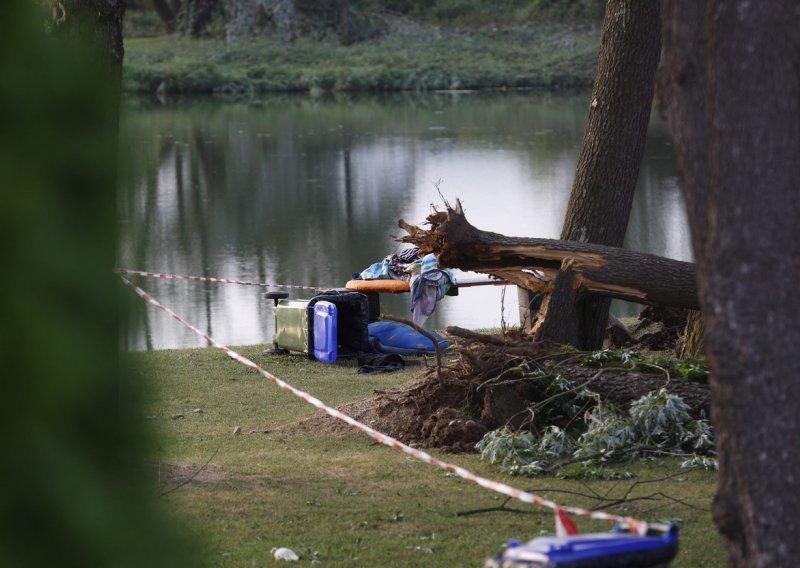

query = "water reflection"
[[118, 92, 690, 350]]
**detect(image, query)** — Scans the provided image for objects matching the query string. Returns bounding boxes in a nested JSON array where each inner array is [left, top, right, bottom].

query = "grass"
[[122, 24, 600, 96], [126, 343, 726, 567]]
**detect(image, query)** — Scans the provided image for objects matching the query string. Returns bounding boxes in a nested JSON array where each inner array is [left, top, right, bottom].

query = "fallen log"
[[397, 199, 698, 311]]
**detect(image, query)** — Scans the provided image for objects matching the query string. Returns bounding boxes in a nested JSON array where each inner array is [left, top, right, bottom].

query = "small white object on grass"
[[272, 547, 299, 562]]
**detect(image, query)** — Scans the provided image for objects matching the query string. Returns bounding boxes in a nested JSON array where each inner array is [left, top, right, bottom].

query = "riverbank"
[[128, 344, 723, 567], [123, 23, 600, 97]]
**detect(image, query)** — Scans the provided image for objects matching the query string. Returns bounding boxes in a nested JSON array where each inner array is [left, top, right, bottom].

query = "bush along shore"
[[123, 24, 600, 97]]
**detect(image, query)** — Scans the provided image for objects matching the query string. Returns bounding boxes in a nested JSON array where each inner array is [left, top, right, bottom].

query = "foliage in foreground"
[[476, 356, 717, 478]]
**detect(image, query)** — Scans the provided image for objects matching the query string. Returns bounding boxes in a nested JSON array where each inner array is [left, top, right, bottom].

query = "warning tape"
[[119, 274, 648, 535], [114, 268, 326, 292]]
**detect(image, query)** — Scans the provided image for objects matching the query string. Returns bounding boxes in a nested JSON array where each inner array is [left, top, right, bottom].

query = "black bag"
[[357, 352, 405, 374]]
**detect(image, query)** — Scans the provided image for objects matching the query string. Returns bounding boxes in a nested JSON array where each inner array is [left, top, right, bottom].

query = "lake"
[[117, 91, 691, 351]]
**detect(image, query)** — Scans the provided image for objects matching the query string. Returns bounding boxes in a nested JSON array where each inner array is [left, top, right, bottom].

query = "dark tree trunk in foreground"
[[56, 0, 126, 80], [659, 1, 800, 565], [398, 202, 698, 316], [532, 0, 661, 350]]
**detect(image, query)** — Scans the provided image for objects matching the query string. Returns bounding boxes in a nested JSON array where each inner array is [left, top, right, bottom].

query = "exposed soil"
[[309, 309, 709, 453]]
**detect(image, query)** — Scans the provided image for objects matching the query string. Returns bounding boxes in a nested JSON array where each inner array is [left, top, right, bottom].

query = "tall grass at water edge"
[[123, 25, 600, 96]]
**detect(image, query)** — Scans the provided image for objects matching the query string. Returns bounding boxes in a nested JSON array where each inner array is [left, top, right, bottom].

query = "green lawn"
[[126, 344, 724, 566]]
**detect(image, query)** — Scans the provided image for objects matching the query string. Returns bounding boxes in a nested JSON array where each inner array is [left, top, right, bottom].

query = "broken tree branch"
[[398, 200, 698, 310], [380, 313, 444, 383]]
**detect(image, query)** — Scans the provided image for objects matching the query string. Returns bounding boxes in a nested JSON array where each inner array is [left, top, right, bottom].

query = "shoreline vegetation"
[[123, 23, 601, 97]]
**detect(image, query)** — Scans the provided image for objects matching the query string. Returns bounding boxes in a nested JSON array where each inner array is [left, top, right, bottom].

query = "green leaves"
[[477, 386, 717, 478], [580, 349, 709, 383]]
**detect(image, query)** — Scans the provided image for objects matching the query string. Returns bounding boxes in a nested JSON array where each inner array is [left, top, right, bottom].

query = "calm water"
[[118, 91, 691, 351]]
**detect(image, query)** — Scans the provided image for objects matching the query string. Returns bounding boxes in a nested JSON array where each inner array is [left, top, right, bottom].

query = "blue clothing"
[[409, 254, 455, 326], [358, 248, 423, 280]]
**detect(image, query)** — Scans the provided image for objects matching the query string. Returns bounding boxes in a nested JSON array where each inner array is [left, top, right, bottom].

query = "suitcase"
[[265, 290, 369, 363]]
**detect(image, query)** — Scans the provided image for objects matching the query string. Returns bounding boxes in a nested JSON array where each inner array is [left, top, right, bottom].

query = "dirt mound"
[[306, 373, 486, 452], [307, 316, 709, 453]]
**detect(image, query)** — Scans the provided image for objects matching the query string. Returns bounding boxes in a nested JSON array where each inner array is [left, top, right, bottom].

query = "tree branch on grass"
[[158, 447, 220, 498], [379, 313, 445, 384], [455, 469, 709, 518]]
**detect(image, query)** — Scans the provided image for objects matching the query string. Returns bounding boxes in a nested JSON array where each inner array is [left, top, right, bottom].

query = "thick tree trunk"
[[659, 1, 800, 565], [56, 1, 126, 80], [531, 0, 662, 349], [561, 0, 661, 245], [398, 201, 698, 317]]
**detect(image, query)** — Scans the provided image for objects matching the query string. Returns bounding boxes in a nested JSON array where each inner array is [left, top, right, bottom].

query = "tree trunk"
[[532, 0, 662, 350], [149, 0, 178, 33], [56, 0, 126, 81], [398, 201, 698, 314], [675, 310, 704, 359], [339, 0, 351, 45], [180, 0, 217, 37], [224, 0, 383, 44], [659, 1, 800, 565]]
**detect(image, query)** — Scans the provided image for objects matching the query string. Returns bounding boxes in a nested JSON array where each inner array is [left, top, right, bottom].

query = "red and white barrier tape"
[[119, 274, 648, 535], [114, 268, 326, 292]]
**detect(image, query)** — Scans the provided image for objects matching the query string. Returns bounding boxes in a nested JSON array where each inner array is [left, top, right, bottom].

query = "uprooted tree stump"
[[312, 327, 710, 453], [397, 199, 698, 342]]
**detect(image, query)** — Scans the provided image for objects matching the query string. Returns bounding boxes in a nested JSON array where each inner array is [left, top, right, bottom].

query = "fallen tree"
[[314, 326, 711, 457], [398, 200, 698, 339]]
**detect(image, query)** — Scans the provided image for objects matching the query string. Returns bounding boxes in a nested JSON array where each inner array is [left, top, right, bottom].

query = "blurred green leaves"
[[0, 2, 195, 566]]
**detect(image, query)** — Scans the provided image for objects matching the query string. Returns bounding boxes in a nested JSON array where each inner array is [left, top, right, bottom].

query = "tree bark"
[[223, 0, 383, 44], [659, 1, 800, 565], [56, 1, 126, 81], [149, 0, 178, 33], [398, 201, 698, 315], [531, 0, 662, 349], [675, 310, 704, 359], [181, 0, 217, 37]]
